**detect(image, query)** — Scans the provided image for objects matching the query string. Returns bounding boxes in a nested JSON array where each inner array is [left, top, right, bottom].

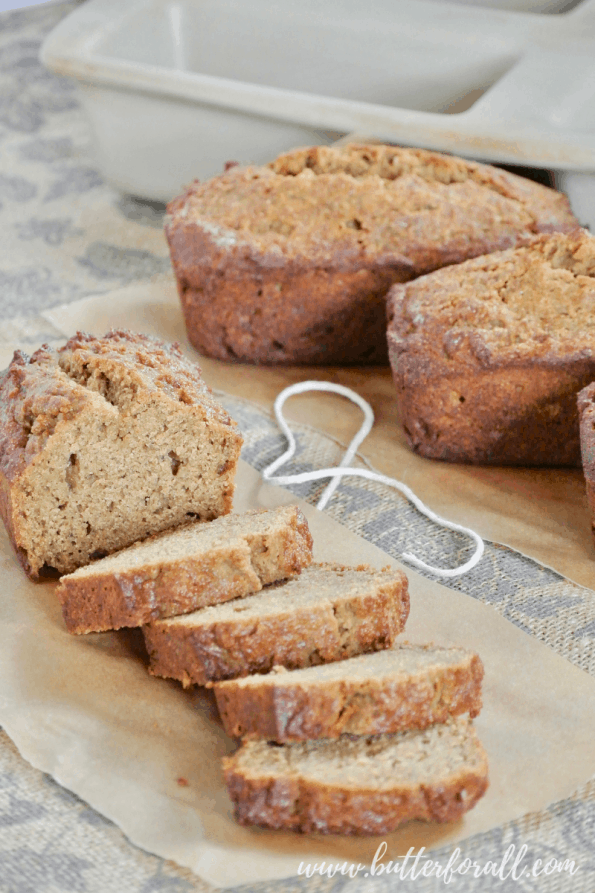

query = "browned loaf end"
[[165, 143, 576, 366], [0, 330, 242, 579], [143, 562, 409, 686], [56, 505, 313, 634], [214, 643, 483, 742], [387, 229, 595, 466], [578, 383, 595, 545], [223, 715, 488, 834]]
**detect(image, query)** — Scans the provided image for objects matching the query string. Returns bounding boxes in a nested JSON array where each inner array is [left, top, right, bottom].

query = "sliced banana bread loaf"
[[166, 142, 577, 366], [214, 643, 483, 741], [0, 330, 242, 578], [57, 505, 313, 634], [388, 229, 595, 466], [143, 563, 409, 686], [223, 715, 488, 834]]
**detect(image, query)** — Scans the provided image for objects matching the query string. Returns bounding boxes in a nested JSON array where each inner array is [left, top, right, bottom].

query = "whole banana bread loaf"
[[0, 330, 242, 578], [388, 229, 595, 466], [166, 143, 577, 366]]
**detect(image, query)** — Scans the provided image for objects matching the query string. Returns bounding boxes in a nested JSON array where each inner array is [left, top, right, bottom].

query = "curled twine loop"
[[261, 381, 484, 579]]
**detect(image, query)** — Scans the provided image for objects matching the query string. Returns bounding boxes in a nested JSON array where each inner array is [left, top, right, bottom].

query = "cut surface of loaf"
[[143, 562, 409, 686], [0, 330, 242, 578], [165, 143, 577, 366], [223, 715, 488, 834], [388, 229, 595, 466], [214, 643, 483, 741], [56, 505, 313, 634]]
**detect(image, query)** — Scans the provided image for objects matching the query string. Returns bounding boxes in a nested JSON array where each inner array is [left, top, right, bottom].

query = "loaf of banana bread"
[[166, 143, 577, 365], [388, 229, 595, 466], [0, 330, 242, 578]]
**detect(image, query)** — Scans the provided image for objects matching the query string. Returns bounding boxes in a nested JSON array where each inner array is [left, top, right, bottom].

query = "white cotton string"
[[262, 381, 484, 579]]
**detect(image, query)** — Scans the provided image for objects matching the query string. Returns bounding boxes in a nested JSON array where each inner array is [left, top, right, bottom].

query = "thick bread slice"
[[223, 715, 488, 834], [143, 563, 409, 686], [56, 505, 313, 634], [214, 643, 484, 741]]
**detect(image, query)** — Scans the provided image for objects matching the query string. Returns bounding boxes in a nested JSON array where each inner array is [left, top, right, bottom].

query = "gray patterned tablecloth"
[[0, 3, 594, 891]]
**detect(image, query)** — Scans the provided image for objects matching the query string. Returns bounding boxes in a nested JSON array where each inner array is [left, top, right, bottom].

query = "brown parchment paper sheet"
[[38, 278, 595, 593], [1, 283, 595, 886], [1, 460, 595, 887]]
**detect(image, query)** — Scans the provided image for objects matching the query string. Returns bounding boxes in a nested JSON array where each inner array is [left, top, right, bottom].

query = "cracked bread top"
[[0, 329, 235, 481], [0, 330, 242, 578], [167, 143, 577, 270], [388, 229, 595, 381]]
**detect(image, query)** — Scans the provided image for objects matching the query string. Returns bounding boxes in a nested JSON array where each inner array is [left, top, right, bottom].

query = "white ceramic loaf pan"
[[41, 0, 595, 223]]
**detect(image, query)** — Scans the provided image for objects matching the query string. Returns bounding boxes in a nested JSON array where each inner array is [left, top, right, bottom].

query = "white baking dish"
[[41, 0, 595, 216]]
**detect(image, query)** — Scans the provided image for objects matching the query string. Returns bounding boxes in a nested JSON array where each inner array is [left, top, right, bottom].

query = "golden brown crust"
[[58, 545, 256, 634], [388, 230, 595, 466], [166, 144, 577, 366], [269, 144, 574, 237], [57, 506, 313, 634], [224, 764, 488, 835], [143, 565, 409, 686], [174, 257, 405, 365], [214, 651, 483, 742], [58, 329, 235, 418], [0, 347, 90, 488]]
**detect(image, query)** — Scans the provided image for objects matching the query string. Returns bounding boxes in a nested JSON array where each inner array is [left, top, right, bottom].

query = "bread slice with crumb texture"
[[143, 563, 409, 686], [223, 715, 488, 834], [57, 505, 313, 633], [214, 643, 484, 741]]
